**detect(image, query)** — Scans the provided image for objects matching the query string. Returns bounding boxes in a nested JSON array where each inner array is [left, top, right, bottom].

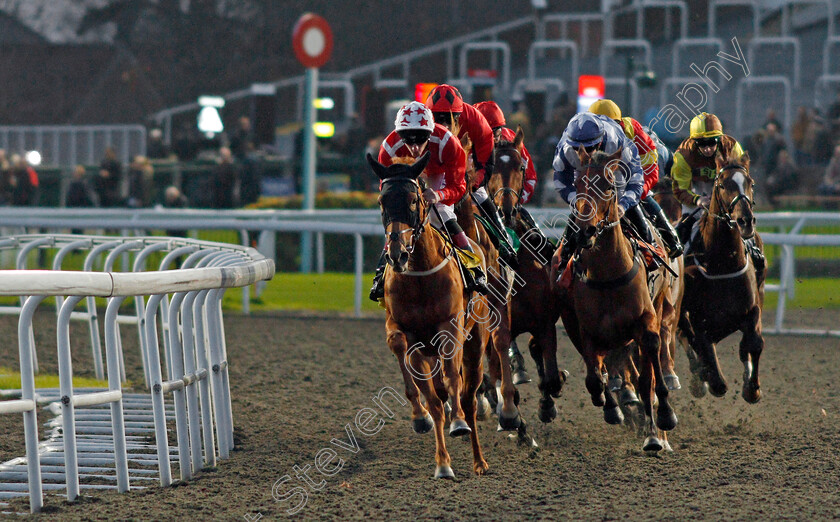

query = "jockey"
[[553, 112, 651, 271], [670, 112, 765, 269], [589, 99, 683, 258], [369, 101, 488, 301], [425, 85, 517, 266]]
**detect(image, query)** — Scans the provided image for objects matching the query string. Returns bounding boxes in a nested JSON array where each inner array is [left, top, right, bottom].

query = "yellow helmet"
[[589, 99, 622, 120], [689, 112, 724, 139]]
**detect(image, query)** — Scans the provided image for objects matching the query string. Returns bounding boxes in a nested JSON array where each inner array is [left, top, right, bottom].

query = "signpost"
[[293, 13, 333, 272]]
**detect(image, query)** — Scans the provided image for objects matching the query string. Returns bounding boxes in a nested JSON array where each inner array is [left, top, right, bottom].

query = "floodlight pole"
[[300, 66, 318, 273]]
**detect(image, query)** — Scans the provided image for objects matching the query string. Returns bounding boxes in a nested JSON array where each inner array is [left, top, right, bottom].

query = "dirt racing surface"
[[1, 309, 839, 520]]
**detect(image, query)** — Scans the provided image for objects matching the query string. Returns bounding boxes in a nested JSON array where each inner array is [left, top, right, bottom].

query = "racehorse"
[[552, 149, 678, 452], [367, 152, 490, 478], [456, 134, 523, 432], [677, 151, 765, 403], [486, 128, 568, 423]]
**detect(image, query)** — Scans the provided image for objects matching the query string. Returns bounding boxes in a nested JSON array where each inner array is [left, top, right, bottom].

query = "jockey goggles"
[[432, 112, 460, 126], [695, 137, 720, 148], [398, 129, 432, 146]]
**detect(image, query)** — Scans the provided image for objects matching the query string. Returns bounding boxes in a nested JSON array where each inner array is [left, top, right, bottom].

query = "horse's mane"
[[390, 156, 416, 166], [589, 150, 612, 167], [460, 133, 477, 190], [716, 150, 751, 173]]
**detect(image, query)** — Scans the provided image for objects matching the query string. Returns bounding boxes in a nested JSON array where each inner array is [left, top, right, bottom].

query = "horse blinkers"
[[379, 179, 425, 272]]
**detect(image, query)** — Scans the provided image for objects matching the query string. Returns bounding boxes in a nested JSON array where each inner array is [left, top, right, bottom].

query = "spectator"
[[763, 108, 783, 131], [812, 114, 835, 164], [765, 150, 799, 207], [0, 150, 10, 205], [96, 147, 123, 207], [127, 155, 154, 208], [7, 154, 36, 206], [791, 107, 817, 165], [66, 165, 96, 234], [163, 185, 189, 237], [229, 116, 254, 161], [147, 128, 171, 160], [758, 122, 786, 176], [818, 145, 840, 197], [506, 101, 533, 144], [213, 147, 238, 209]]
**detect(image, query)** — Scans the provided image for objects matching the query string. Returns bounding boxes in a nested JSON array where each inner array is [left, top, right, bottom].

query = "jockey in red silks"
[[369, 101, 488, 301], [425, 85, 516, 266], [474, 100, 553, 248]]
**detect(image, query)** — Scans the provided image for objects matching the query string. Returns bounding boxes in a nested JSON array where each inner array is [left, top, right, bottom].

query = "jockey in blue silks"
[[552, 112, 651, 272]]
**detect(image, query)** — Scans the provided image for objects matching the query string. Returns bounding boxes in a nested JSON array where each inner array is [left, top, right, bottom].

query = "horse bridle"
[[575, 162, 620, 249], [491, 146, 526, 210], [711, 165, 754, 228], [381, 177, 431, 255]]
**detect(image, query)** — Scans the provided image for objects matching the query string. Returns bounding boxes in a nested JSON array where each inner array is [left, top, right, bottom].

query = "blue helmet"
[[566, 113, 606, 147]]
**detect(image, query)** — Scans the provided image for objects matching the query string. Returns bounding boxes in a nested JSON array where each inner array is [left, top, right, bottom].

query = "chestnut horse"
[[486, 128, 568, 424], [367, 152, 490, 478], [678, 151, 765, 403], [457, 134, 523, 431], [553, 149, 677, 452]]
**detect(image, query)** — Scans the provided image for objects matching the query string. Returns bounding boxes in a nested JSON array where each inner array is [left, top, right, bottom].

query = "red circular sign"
[[293, 14, 333, 68]]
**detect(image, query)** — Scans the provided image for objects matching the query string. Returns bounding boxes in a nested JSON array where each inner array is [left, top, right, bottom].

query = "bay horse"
[[486, 128, 568, 424], [552, 149, 677, 452], [367, 152, 491, 478], [456, 134, 523, 432], [678, 151, 765, 403]]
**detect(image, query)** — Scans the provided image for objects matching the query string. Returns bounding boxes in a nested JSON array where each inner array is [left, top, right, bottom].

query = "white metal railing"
[[746, 36, 801, 88], [735, 76, 792, 142], [708, 0, 761, 37], [0, 125, 146, 168], [0, 208, 836, 333], [0, 235, 274, 513]]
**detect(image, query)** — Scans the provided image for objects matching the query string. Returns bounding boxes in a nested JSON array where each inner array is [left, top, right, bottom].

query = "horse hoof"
[[643, 436, 663, 453], [708, 380, 728, 398], [473, 460, 490, 476], [538, 400, 557, 423], [656, 408, 678, 431], [742, 382, 761, 404], [619, 388, 641, 407], [434, 465, 455, 479], [476, 395, 492, 420], [449, 419, 472, 437], [513, 370, 531, 385], [591, 393, 606, 407], [664, 373, 681, 391], [603, 405, 624, 425], [498, 408, 522, 431], [412, 413, 434, 434], [607, 376, 623, 392], [689, 375, 708, 398]]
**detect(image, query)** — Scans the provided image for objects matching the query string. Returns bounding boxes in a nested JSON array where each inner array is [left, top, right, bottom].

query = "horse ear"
[[714, 150, 726, 169], [410, 151, 431, 179], [609, 149, 622, 162], [740, 151, 751, 169], [514, 126, 524, 151], [367, 152, 389, 180]]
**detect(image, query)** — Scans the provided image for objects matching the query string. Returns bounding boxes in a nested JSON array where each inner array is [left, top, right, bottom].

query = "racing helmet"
[[566, 113, 606, 148], [474, 100, 506, 129]]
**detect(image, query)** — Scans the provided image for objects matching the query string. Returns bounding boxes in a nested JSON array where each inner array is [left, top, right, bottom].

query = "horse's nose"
[[584, 225, 597, 238], [398, 250, 409, 266], [737, 216, 755, 228]]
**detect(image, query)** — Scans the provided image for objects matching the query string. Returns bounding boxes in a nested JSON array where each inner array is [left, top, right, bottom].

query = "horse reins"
[[491, 146, 525, 211], [381, 178, 431, 256], [711, 166, 754, 227]]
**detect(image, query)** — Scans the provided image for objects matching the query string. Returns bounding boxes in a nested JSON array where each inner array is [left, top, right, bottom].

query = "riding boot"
[[519, 206, 556, 260], [369, 249, 387, 302], [651, 207, 684, 258], [445, 220, 490, 295], [624, 204, 655, 244], [557, 224, 577, 275], [508, 340, 531, 385], [676, 212, 698, 247], [744, 238, 766, 272], [477, 198, 518, 268]]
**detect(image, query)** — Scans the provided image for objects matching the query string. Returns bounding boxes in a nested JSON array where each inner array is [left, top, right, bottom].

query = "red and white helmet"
[[394, 101, 434, 132]]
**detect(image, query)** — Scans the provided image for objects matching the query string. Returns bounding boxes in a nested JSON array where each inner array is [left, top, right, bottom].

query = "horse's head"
[[459, 132, 478, 191], [572, 148, 623, 249], [487, 127, 525, 227], [367, 152, 431, 272], [712, 151, 756, 239]]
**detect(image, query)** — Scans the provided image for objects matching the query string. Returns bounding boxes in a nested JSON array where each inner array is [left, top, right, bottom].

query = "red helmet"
[[474, 101, 505, 129], [425, 84, 464, 114]]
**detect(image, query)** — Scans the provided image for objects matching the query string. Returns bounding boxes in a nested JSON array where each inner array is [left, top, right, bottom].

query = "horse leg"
[[740, 307, 764, 404], [527, 335, 556, 423], [677, 314, 708, 398], [537, 326, 567, 399], [488, 305, 521, 431], [436, 321, 471, 437], [581, 342, 606, 407], [659, 297, 681, 391], [461, 324, 489, 475], [636, 330, 661, 452], [639, 313, 677, 433], [693, 332, 728, 397], [386, 327, 431, 433], [409, 352, 453, 479]]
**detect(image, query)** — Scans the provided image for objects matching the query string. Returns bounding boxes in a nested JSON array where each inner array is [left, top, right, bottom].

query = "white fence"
[[0, 234, 274, 513], [0, 208, 837, 334]]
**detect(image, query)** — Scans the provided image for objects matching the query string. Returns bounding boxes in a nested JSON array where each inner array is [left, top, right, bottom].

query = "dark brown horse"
[[456, 134, 522, 431], [367, 152, 490, 478], [486, 129, 567, 423], [552, 149, 677, 452], [678, 151, 765, 403]]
